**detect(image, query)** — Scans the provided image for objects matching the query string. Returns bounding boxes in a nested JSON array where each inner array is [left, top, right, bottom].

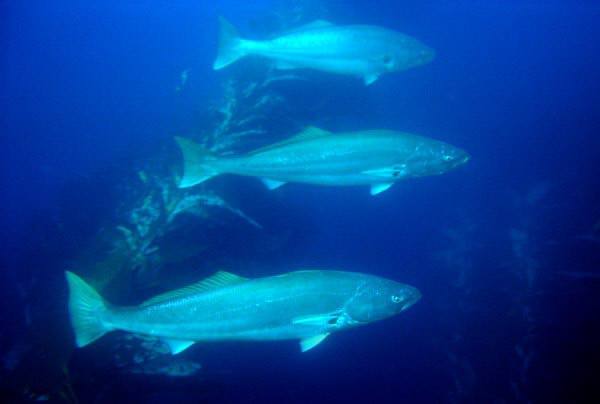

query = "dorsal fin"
[[295, 126, 332, 139], [281, 20, 334, 36], [141, 271, 248, 307], [250, 127, 332, 155]]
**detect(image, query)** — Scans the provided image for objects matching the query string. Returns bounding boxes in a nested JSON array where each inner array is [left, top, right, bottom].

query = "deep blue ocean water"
[[2, 1, 599, 402]]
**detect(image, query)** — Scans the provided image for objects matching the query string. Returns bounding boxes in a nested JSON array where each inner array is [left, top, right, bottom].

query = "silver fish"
[[66, 270, 420, 353], [213, 18, 435, 85], [176, 127, 469, 196]]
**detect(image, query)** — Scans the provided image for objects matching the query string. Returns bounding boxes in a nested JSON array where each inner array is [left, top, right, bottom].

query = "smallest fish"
[[213, 17, 435, 85]]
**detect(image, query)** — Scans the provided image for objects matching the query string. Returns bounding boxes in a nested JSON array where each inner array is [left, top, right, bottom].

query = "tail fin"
[[174, 137, 220, 188], [213, 17, 247, 70], [65, 271, 112, 348]]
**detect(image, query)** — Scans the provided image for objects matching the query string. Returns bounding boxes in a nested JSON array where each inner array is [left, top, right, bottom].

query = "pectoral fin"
[[363, 167, 403, 178], [300, 333, 329, 352], [292, 314, 338, 327], [164, 339, 195, 355], [370, 183, 393, 195], [262, 178, 286, 190]]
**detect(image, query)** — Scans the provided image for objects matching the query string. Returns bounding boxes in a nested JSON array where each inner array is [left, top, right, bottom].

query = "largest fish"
[[66, 270, 420, 353], [175, 127, 470, 195], [213, 17, 435, 85]]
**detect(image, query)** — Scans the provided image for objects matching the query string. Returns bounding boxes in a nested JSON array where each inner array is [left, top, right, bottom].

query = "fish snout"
[[456, 149, 471, 166], [419, 46, 436, 64], [392, 285, 421, 312], [404, 286, 422, 308], [442, 147, 470, 168]]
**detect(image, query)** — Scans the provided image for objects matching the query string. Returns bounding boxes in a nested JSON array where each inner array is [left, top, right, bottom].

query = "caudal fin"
[[213, 17, 247, 70], [174, 137, 220, 188], [65, 271, 112, 348]]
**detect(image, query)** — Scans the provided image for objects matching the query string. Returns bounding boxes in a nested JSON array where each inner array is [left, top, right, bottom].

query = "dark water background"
[[2, 1, 599, 402]]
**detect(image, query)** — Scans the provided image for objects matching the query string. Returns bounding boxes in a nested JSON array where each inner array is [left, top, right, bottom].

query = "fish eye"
[[382, 54, 393, 66], [391, 295, 402, 303]]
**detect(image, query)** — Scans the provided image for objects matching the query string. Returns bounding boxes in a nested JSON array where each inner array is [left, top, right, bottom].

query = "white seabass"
[[213, 17, 435, 85], [66, 270, 421, 354], [175, 127, 470, 196]]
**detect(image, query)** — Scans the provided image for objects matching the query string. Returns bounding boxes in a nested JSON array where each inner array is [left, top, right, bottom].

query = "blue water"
[[2, 1, 599, 402]]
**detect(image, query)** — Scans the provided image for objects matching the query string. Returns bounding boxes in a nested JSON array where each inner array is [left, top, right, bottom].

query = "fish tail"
[[174, 137, 220, 188], [213, 17, 247, 70], [65, 271, 113, 348]]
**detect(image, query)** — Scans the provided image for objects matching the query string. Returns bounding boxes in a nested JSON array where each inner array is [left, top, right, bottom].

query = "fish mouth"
[[410, 288, 422, 304], [459, 151, 471, 165], [400, 286, 421, 311], [423, 48, 436, 64], [450, 149, 470, 167]]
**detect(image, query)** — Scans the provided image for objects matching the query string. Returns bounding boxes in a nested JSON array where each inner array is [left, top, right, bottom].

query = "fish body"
[[176, 127, 469, 195], [66, 270, 420, 353], [214, 18, 434, 85]]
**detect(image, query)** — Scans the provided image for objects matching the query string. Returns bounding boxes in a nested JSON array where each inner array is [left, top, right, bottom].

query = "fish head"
[[367, 140, 469, 180], [345, 278, 421, 324], [378, 36, 435, 72], [403, 141, 470, 177], [437, 143, 471, 171]]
